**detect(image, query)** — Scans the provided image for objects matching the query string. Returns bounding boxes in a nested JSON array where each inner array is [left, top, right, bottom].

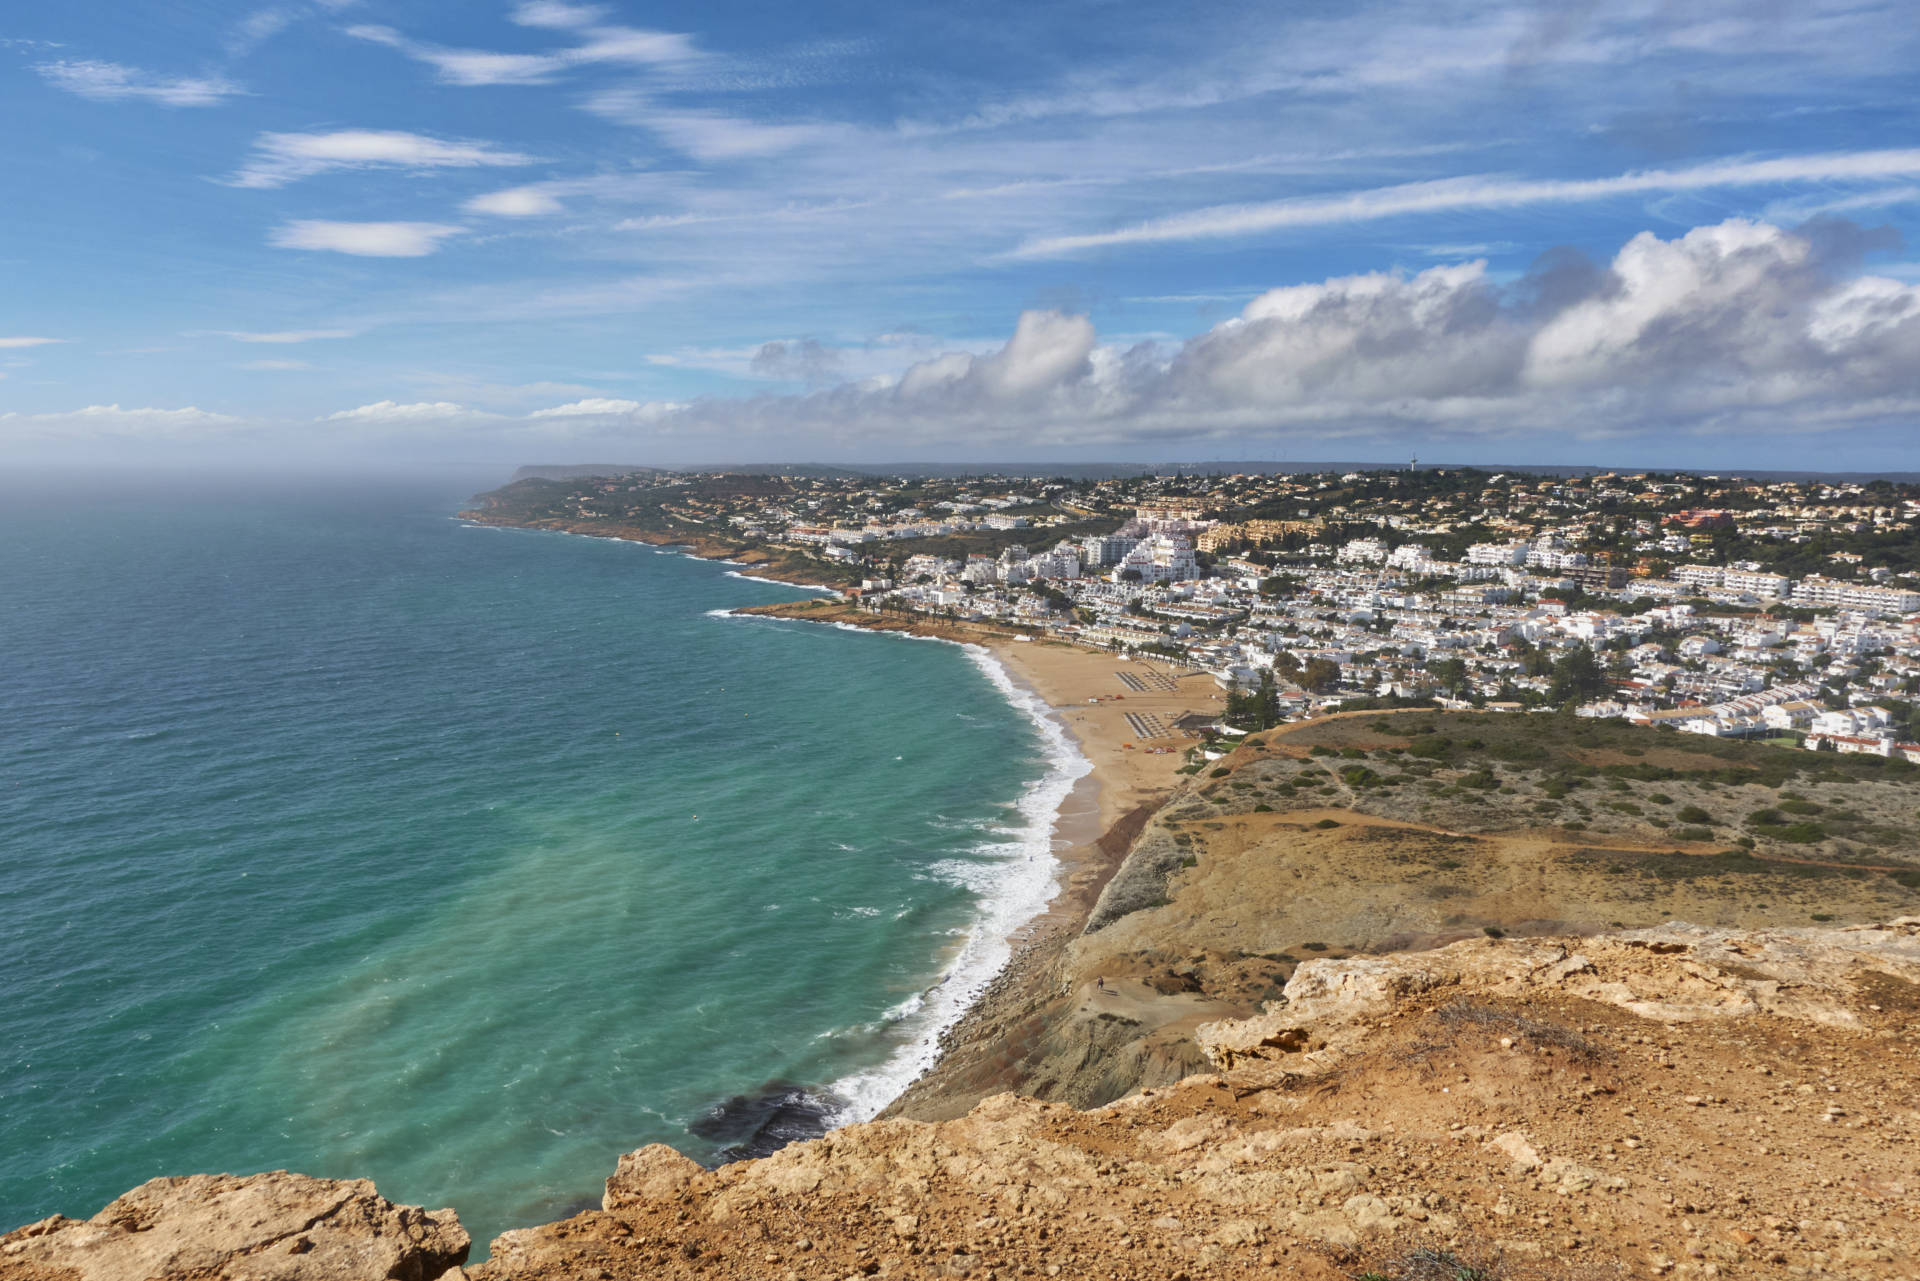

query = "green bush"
[[1778, 798, 1823, 815], [1675, 804, 1713, 824], [1210, 767, 1230, 778], [1674, 826, 1715, 842], [1407, 735, 1452, 759], [1313, 818, 1341, 829]]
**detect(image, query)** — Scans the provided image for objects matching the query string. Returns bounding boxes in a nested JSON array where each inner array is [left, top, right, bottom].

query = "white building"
[[1792, 576, 1920, 614], [1113, 533, 1200, 584]]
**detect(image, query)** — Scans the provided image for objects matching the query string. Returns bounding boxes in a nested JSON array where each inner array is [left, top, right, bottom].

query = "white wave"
[[722, 568, 837, 593], [822, 641, 1090, 1126]]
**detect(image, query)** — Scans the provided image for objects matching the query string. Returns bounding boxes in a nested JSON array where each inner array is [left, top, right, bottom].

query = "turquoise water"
[[0, 478, 1077, 1251]]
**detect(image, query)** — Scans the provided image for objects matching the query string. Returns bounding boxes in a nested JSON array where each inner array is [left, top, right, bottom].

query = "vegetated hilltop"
[[883, 710, 1920, 1125]]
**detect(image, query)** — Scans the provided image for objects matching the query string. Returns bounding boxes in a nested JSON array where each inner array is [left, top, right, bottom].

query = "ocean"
[[0, 477, 1080, 1252]]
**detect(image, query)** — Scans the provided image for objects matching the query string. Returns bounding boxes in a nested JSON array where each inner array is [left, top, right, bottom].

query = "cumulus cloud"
[[227, 129, 536, 189], [37, 60, 242, 107], [463, 185, 565, 217], [270, 221, 463, 257], [324, 400, 473, 422], [524, 218, 1920, 447], [0, 336, 64, 348]]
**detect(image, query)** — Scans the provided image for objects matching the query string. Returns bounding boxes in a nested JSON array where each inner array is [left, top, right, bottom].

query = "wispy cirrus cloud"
[[226, 129, 537, 189], [509, 1, 606, 29], [1012, 148, 1920, 257], [344, 13, 697, 88], [270, 221, 463, 257], [215, 328, 358, 343], [0, 336, 66, 348], [36, 60, 242, 107]]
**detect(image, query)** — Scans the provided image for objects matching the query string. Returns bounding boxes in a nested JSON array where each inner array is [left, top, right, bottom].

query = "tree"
[[1427, 656, 1469, 697], [1225, 669, 1279, 730], [1547, 644, 1609, 706], [1300, 658, 1341, 692]]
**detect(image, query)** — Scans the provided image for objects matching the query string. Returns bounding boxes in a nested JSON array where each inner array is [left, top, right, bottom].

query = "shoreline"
[[459, 515, 1222, 1119], [729, 598, 1225, 1119]]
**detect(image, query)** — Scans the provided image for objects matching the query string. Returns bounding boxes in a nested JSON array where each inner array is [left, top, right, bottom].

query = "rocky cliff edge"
[[12, 918, 1917, 1281]]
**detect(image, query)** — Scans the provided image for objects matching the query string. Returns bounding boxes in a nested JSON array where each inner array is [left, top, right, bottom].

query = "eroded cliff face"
[[20, 921, 1912, 1281]]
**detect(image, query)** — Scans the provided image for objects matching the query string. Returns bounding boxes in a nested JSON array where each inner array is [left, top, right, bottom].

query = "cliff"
[[11, 919, 1916, 1280], [0, 1172, 468, 1280]]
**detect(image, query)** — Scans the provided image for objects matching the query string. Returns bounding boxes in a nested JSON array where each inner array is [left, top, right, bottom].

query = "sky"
[[5, 0, 1920, 472]]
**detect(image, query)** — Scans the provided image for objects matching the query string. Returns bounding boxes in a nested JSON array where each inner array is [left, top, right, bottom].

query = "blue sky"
[[5, 0, 1920, 470]]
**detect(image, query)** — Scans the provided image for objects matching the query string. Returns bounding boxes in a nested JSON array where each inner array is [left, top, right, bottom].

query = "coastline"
[[729, 598, 1226, 1119], [455, 510, 852, 591], [458, 515, 1225, 1119]]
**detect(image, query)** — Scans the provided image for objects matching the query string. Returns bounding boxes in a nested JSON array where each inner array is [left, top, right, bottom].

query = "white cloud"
[[530, 397, 650, 416], [464, 185, 565, 217], [0, 337, 64, 348], [510, 1, 606, 29], [270, 220, 463, 257], [218, 329, 357, 343], [584, 91, 838, 158], [0, 404, 241, 438], [346, 17, 695, 87], [37, 60, 242, 107], [539, 219, 1920, 447], [1011, 148, 1920, 257], [344, 24, 567, 85], [227, 129, 536, 189], [324, 400, 472, 422], [240, 359, 312, 371]]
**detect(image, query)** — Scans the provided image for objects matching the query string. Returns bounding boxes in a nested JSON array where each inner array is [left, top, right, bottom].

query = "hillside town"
[[473, 465, 1920, 761]]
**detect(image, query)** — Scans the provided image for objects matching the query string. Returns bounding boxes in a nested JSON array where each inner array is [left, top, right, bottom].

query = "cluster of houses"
[[822, 503, 1920, 762]]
